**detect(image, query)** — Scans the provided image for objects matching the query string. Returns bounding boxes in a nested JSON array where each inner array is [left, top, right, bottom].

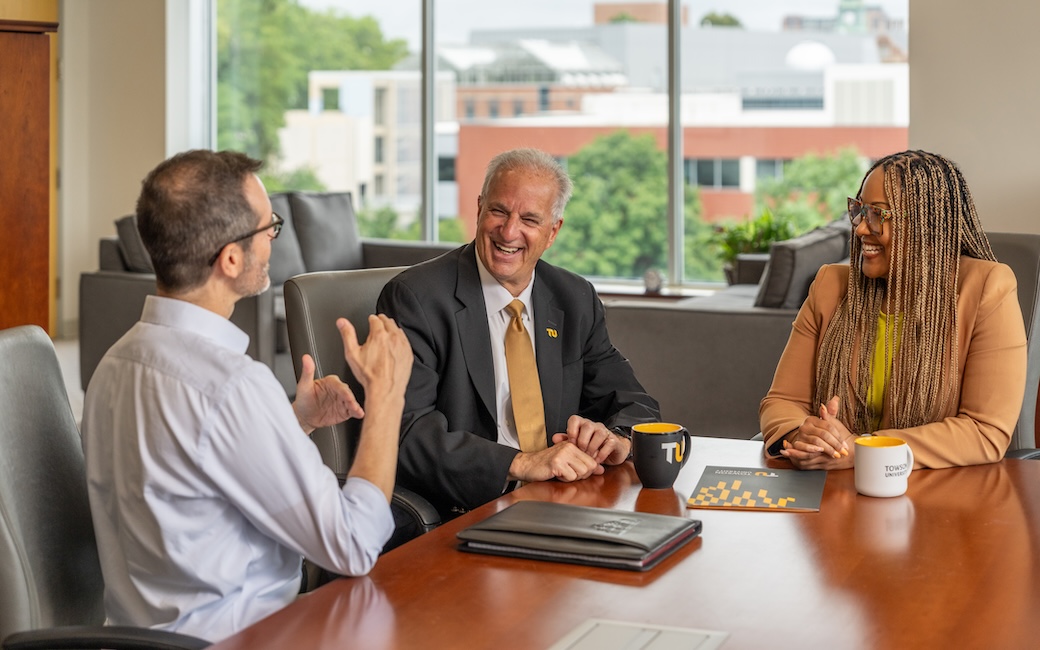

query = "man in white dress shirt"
[[81, 150, 412, 643]]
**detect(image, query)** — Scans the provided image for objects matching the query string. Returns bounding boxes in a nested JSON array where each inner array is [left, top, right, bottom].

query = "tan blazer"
[[760, 258, 1027, 468]]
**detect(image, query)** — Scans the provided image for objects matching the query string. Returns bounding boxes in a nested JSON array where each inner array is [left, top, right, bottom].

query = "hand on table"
[[508, 441, 604, 483], [555, 415, 631, 466], [780, 396, 856, 470]]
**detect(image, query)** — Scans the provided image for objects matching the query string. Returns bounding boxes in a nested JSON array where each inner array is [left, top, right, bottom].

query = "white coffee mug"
[[854, 436, 914, 498]]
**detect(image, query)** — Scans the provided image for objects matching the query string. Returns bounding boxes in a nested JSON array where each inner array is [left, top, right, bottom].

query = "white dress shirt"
[[81, 296, 393, 643], [475, 254, 537, 450]]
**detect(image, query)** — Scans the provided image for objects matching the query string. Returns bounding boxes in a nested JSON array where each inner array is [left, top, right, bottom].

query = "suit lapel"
[[532, 267, 564, 441], [455, 245, 497, 422]]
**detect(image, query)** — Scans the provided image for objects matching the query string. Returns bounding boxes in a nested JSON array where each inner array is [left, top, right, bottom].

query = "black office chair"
[[0, 325, 209, 650], [988, 232, 1040, 451], [284, 268, 441, 552]]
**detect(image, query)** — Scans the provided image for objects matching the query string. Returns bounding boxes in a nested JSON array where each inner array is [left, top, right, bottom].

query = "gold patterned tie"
[[504, 299, 547, 452]]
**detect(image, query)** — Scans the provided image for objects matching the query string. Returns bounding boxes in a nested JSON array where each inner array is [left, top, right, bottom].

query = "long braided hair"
[[813, 150, 995, 434]]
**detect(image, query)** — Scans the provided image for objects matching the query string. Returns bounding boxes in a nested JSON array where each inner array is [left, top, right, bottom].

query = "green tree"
[[260, 166, 325, 192], [217, 0, 408, 162], [700, 12, 743, 27], [356, 205, 402, 239], [683, 187, 723, 281], [356, 205, 469, 243], [609, 12, 638, 23], [756, 148, 867, 233], [438, 218, 469, 243], [283, 9, 409, 110], [544, 131, 710, 281], [217, 0, 296, 161]]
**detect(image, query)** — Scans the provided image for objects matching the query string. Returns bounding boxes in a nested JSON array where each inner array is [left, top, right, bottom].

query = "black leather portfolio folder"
[[457, 501, 702, 571]]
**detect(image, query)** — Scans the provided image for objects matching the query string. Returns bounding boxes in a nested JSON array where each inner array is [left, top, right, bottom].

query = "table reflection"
[[213, 577, 394, 649], [798, 462, 1040, 649]]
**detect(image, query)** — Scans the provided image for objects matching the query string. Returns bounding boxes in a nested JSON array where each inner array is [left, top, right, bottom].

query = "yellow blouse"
[[867, 313, 900, 431]]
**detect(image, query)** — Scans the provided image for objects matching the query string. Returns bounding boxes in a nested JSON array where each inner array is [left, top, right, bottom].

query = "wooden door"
[[0, 20, 56, 331]]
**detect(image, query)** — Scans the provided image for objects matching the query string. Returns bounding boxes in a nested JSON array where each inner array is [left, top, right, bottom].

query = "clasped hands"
[[508, 415, 631, 483], [780, 395, 857, 470]]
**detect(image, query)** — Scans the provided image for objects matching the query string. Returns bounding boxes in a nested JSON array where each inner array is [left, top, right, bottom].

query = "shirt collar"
[[140, 295, 250, 354], [475, 251, 536, 315]]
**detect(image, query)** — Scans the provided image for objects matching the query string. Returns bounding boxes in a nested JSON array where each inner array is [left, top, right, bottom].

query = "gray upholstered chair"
[[988, 232, 1040, 451], [0, 325, 208, 650], [283, 268, 441, 551]]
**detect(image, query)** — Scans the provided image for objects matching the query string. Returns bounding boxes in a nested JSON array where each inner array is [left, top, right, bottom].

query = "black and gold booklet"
[[687, 466, 827, 512], [457, 501, 702, 572]]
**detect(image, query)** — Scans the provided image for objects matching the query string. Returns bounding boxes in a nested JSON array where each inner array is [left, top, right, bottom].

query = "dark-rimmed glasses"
[[208, 213, 284, 266], [847, 197, 896, 236]]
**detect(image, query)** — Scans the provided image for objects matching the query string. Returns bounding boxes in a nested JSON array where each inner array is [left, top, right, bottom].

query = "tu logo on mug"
[[660, 438, 686, 464]]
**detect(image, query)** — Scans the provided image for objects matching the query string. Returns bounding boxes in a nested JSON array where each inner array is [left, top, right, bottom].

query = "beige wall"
[[59, 0, 166, 335], [909, 0, 1040, 235]]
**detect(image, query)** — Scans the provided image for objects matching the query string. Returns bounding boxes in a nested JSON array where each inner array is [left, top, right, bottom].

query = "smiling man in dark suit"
[[377, 147, 660, 518]]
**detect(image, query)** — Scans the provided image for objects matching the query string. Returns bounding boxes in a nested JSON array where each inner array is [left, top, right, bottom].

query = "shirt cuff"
[[342, 476, 395, 542]]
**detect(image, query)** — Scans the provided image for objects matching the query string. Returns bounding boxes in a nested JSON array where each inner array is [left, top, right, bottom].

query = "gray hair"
[[480, 148, 573, 223]]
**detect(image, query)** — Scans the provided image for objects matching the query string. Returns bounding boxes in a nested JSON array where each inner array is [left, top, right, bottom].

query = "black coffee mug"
[[631, 422, 692, 489]]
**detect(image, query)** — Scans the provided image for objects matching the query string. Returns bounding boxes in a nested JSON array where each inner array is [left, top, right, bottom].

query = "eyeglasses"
[[847, 197, 896, 236], [208, 213, 284, 266]]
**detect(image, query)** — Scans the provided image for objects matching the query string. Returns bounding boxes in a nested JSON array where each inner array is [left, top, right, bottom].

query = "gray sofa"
[[604, 229, 1040, 451], [79, 191, 454, 394]]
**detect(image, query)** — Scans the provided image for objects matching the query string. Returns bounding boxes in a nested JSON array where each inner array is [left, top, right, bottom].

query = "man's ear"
[[545, 218, 564, 249], [215, 243, 246, 279]]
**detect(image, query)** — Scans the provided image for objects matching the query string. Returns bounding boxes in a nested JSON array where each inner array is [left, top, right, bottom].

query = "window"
[[694, 160, 715, 187], [719, 160, 740, 188], [374, 87, 387, 125], [321, 88, 339, 111], [219, 0, 908, 282], [756, 158, 785, 181], [217, 0, 420, 240], [686, 159, 739, 188], [438, 156, 456, 182]]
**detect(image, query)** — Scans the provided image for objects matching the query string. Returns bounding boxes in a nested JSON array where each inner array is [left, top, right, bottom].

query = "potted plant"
[[712, 208, 795, 284]]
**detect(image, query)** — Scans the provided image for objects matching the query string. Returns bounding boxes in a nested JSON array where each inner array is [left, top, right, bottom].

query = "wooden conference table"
[[210, 438, 1040, 649]]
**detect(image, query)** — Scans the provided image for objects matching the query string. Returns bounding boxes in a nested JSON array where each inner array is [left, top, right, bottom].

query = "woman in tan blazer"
[[760, 150, 1027, 470]]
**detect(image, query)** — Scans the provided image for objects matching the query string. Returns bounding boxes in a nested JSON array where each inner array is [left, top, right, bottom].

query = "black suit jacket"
[[377, 244, 660, 517]]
